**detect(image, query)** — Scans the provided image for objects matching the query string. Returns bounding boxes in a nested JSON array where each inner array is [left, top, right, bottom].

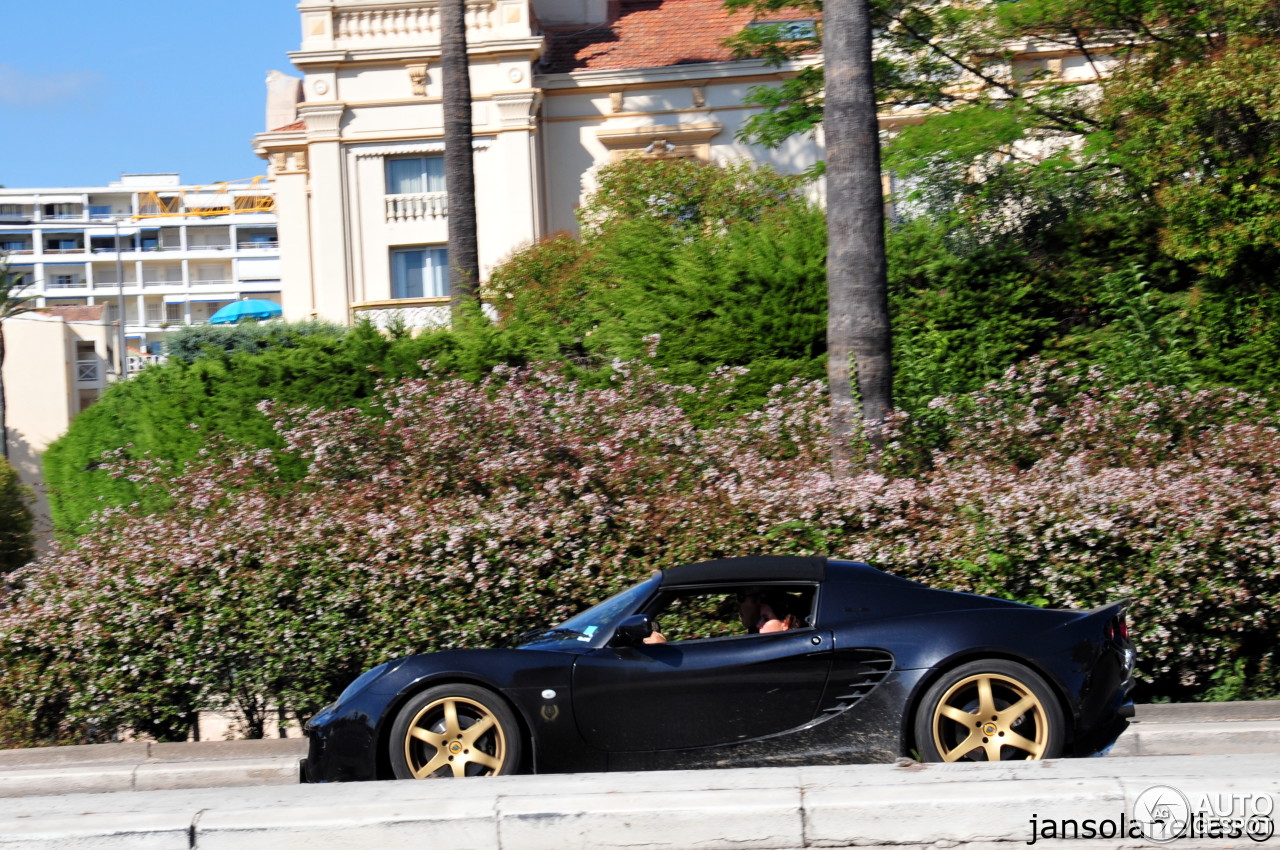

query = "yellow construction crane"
[[135, 176, 275, 219]]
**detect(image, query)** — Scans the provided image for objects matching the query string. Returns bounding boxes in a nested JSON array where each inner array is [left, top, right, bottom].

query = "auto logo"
[[540, 705, 560, 722], [982, 722, 998, 736], [448, 741, 464, 754], [1133, 784, 1190, 842]]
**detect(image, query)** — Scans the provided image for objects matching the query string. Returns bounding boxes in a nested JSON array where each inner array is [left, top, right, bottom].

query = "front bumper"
[[302, 703, 382, 783]]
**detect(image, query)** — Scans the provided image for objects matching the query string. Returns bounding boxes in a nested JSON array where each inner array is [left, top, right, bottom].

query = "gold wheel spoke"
[[939, 704, 976, 725], [983, 739, 1005, 761], [941, 730, 984, 762], [468, 751, 502, 772], [461, 713, 496, 745], [442, 699, 461, 737], [1004, 729, 1045, 758], [976, 676, 997, 718], [449, 757, 468, 778], [998, 694, 1037, 725], [411, 726, 445, 747], [414, 749, 451, 779]]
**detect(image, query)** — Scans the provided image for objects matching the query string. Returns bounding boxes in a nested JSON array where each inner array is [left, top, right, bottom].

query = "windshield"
[[518, 574, 659, 648]]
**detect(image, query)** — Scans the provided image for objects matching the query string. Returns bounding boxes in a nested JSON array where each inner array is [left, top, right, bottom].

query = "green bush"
[[164, 320, 348, 364], [42, 321, 462, 537], [5, 361, 1279, 745], [0, 457, 33, 575]]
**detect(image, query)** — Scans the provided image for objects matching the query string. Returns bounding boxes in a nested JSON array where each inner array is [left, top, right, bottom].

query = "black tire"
[[388, 683, 523, 779], [913, 659, 1064, 762]]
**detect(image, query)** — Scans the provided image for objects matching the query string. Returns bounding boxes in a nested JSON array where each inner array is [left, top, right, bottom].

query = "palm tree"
[[441, 0, 481, 318], [0, 258, 37, 460], [822, 0, 893, 473]]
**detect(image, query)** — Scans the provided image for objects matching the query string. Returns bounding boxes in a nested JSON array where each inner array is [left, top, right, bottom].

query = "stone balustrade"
[[385, 192, 449, 222], [334, 0, 496, 45]]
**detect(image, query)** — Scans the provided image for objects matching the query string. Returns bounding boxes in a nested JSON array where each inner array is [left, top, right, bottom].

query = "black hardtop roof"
[[661, 555, 828, 586]]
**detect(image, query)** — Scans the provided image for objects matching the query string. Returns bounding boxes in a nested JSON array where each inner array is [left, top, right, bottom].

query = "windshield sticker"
[[579, 626, 598, 641]]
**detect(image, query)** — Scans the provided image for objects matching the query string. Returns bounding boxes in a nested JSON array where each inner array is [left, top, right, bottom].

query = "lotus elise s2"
[[303, 556, 1135, 781]]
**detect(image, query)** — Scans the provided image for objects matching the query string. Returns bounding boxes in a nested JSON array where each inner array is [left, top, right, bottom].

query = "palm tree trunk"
[[441, 0, 481, 318], [823, 0, 894, 475]]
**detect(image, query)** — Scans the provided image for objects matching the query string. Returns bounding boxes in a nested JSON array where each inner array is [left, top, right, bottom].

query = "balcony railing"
[[352, 297, 496, 331], [127, 354, 167, 374], [47, 280, 88, 289], [76, 359, 101, 383], [188, 243, 233, 251], [385, 193, 447, 222], [236, 241, 279, 250], [191, 279, 232, 287]]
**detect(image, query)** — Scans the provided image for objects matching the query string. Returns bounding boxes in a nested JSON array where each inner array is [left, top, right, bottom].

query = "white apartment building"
[[0, 173, 281, 358], [0, 174, 281, 545], [253, 0, 823, 330]]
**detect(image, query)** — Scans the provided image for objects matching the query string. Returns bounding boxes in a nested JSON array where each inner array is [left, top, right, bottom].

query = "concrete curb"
[[0, 738, 305, 770], [0, 757, 301, 798], [1109, 720, 1280, 757], [0, 753, 1275, 849]]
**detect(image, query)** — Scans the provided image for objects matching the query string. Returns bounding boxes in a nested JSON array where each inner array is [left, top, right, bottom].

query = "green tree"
[[0, 456, 34, 575], [485, 158, 827, 412], [1101, 12, 1280, 278]]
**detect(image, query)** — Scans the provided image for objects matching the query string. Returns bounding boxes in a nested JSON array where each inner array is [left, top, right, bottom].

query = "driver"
[[739, 590, 799, 634]]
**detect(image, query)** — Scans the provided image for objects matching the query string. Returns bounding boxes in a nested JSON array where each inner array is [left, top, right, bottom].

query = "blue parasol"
[[207, 299, 284, 324]]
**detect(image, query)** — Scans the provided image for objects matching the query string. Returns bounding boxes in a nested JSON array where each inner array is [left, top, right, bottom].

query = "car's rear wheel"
[[914, 659, 1064, 762], [389, 684, 523, 779]]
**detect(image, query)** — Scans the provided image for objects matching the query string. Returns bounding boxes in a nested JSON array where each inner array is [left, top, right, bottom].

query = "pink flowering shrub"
[[2, 360, 1277, 742]]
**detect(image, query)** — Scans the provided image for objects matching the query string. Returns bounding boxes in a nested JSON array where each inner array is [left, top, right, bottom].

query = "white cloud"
[[0, 64, 96, 108]]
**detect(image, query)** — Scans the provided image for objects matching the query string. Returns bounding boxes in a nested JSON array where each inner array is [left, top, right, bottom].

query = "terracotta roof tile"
[[272, 119, 306, 132], [541, 0, 811, 74], [41, 305, 106, 322]]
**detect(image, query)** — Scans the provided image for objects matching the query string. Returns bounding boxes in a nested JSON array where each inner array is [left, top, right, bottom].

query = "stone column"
[[299, 103, 350, 324]]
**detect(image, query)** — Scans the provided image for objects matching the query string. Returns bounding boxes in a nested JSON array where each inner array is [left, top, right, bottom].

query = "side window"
[[655, 592, 742, 641], [648, 585, 816, 643]]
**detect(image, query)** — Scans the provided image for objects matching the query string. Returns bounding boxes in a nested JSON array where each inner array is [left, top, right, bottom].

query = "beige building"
[[2, 306, 115, 545], [253, 0, 822, 330]]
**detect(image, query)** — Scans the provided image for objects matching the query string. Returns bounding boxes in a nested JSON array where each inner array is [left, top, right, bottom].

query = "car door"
[[570, 628, 833, 752]]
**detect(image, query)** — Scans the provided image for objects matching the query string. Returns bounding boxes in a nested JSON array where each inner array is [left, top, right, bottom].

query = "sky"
[[0, 2, 302, 189]]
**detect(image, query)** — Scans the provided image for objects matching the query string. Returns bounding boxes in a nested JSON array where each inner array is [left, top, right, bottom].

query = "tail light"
[[1105, 614, 1130, 642]]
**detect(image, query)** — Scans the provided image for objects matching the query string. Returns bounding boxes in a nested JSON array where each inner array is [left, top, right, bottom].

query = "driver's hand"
[[643, 631, 667, 644]]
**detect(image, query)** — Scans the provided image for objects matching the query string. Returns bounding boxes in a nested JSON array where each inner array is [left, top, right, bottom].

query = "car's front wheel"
[[914, 659, 1064, 762], [389, 684, 523, 779]]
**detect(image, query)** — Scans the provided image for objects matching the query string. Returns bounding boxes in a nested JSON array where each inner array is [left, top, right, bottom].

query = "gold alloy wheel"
[[402, 695, 508, 778], [930, 672, 1049, 761]]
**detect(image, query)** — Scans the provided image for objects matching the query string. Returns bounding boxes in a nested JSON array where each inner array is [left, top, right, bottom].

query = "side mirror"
[[614, 614, 655, 645]]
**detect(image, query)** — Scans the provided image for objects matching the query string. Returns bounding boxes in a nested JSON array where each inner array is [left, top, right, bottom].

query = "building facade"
[[0, 173, 281, 359], [1, 307, 115, 547], [253, 0, 822, 330]]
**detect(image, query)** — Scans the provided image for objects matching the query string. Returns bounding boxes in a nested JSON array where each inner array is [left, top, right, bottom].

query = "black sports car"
[[303, 556, 1135, 782]]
